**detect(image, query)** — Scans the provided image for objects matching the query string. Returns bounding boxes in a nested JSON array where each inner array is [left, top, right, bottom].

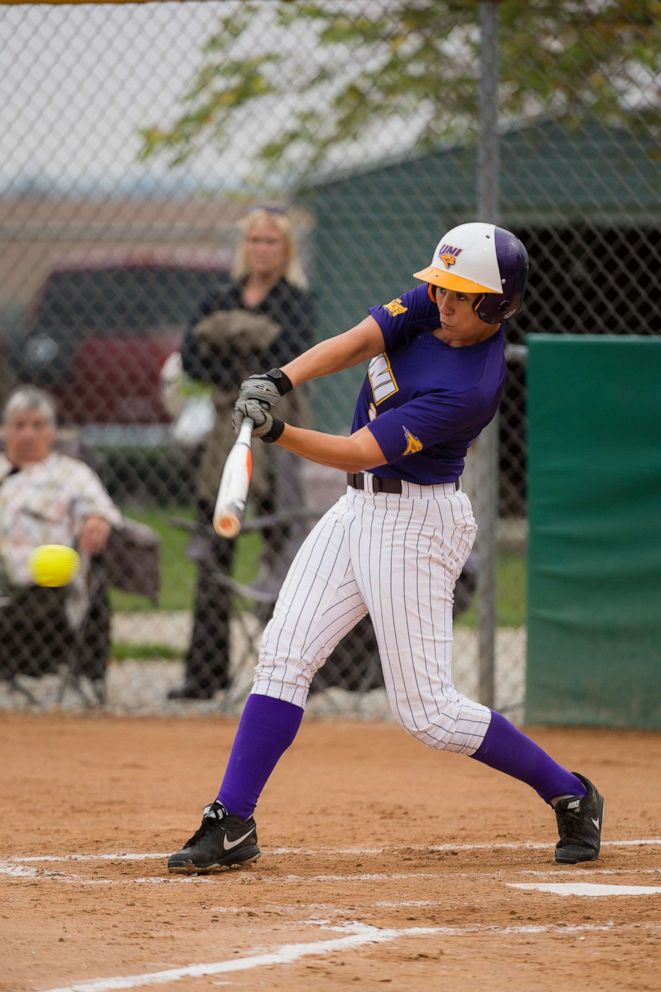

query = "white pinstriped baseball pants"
[[253, 475, 492, 754]]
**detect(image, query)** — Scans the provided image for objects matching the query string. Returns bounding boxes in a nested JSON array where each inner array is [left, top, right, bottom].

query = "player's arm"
[[282, 315, 384, 386], [236, 316, 385, 409], [274, 423, 386, 474], [239, 390, 461, 473], [232, 315, 389, 471]]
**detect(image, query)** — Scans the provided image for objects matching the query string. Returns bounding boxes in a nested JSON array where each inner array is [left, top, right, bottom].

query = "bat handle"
[[237, 417, 254, 444]]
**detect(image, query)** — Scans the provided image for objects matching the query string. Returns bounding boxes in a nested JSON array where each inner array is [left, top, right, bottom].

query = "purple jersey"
[[351, 283, 506, 484]]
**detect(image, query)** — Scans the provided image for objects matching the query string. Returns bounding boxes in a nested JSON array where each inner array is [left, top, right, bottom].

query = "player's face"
[[434, 286, 500, 347], [5, 409, 54, 466], [244, 220, 288, 280]]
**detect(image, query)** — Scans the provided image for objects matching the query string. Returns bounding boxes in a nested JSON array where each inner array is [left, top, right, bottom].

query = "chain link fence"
[[0, 1, 658, 716]]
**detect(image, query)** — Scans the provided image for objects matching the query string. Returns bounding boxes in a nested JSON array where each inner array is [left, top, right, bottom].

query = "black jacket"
[[180, 278, 315, 389]]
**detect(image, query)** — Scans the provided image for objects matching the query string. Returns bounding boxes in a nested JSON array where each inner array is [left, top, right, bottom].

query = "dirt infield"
[[1, 714, 660, 992]]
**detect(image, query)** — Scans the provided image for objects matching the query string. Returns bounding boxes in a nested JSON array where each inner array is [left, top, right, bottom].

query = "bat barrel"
[[212, 417, 254, 538]]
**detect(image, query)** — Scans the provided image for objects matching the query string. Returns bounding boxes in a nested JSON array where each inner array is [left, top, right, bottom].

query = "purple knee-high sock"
[[217, 693, 304, 820], [471, 710, 587, 803]]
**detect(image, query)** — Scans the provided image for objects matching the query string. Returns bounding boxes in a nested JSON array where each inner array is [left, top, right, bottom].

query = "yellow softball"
[[29, 545, 80, 588]]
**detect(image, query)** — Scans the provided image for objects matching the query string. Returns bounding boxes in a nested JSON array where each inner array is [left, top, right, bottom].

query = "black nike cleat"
[[168, 801, 260, 874], [554, 772, 604, 864]]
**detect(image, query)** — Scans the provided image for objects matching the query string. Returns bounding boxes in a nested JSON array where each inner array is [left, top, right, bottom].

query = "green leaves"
[[138, 0, 659, 181]]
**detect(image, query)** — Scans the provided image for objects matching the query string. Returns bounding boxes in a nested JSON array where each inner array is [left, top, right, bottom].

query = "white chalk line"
[[212, 899, 444, 915], [208, 872, 661, 915], [8, 836, 661, 863], [0, 865, 443, 887], [39, 919, 661, 992], [12, 853, 165, 864], [265, 871, 439, 884], [510, 882, 661, 897], [4, 863, 661, 889], [2, 838, 659, 887], [207, 900, 443, 919]]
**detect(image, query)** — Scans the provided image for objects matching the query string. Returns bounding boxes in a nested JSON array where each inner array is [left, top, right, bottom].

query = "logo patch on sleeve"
[[382, 297, 408, 317], [402, 427, 423, 456]]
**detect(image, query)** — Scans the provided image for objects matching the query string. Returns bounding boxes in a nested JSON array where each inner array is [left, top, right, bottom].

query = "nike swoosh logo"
[[591, 817, 601, 829], [223, 827, 255, 851]]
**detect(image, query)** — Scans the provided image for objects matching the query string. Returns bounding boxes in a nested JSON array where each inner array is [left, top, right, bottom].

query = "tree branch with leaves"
[[138, 0, 660, 183]]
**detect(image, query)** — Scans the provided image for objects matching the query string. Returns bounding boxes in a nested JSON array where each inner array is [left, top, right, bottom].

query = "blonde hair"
[[232, 207, 308, 289]]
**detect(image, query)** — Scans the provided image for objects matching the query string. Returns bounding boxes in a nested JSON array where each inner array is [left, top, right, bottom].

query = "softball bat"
[[213, 417, 254, 538]]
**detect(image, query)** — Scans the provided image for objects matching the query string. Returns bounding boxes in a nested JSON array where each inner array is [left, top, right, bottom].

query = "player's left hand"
[[238, 369, 292, 411], [232, 398, 285, 443]]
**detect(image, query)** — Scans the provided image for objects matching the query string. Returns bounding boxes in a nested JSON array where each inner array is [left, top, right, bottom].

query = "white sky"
[[0, 0, 422, 197], [1, 2, 257, 193]]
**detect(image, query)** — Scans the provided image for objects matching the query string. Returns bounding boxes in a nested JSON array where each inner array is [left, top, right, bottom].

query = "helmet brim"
[[413, 265, 500, 294]]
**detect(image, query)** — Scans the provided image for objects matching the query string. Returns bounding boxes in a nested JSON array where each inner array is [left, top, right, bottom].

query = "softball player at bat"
[[169, 222, 604, 874]]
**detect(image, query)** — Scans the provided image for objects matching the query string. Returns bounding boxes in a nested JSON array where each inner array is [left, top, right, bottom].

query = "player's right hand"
[[232, 397, 271, 437], [232, 397, 285, 444], [237, 368, 293, 410]]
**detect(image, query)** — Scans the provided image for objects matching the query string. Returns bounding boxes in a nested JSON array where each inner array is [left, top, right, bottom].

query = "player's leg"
[[470, 713, 603, 863], [219, 494, 371, 806], [357, 486, 603, 863], [168, 496, 368, 873], [353, 486, 491, 751]]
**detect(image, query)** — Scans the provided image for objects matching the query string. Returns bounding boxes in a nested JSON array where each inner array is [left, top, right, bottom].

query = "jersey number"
[[368, 353, 399, 406]]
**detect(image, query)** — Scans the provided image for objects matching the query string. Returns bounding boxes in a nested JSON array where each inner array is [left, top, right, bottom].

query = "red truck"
[[10, 248, 231, 425]]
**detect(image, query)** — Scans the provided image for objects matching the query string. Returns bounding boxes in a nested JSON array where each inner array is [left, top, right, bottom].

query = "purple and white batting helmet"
[[413, 222, 529, 324]]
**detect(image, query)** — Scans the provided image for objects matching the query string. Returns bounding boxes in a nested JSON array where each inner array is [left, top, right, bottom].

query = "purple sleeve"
[[366, 392, 474, 463], [368, 284, 437, 351]]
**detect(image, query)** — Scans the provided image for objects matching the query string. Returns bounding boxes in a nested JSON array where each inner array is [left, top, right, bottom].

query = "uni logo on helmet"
[[438, 244, 462, 269]]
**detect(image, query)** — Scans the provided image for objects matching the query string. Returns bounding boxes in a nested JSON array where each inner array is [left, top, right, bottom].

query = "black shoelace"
[[183, 815, 221, 849]]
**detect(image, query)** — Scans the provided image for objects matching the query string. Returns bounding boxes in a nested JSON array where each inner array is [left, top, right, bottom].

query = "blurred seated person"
[[0, 387, 122, 699], [168, 205, 315, 701]]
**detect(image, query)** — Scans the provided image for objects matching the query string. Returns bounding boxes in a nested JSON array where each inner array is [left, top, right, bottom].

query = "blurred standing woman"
[[168, 207, 314, 700]]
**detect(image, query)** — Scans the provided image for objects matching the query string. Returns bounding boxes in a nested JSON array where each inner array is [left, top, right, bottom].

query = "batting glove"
[[238, 368, 293, 411], [232, 398, 285, 443]]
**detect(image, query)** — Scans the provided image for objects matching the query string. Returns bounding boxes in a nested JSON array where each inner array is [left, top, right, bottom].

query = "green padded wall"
[[526, 335, 661, 728]]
